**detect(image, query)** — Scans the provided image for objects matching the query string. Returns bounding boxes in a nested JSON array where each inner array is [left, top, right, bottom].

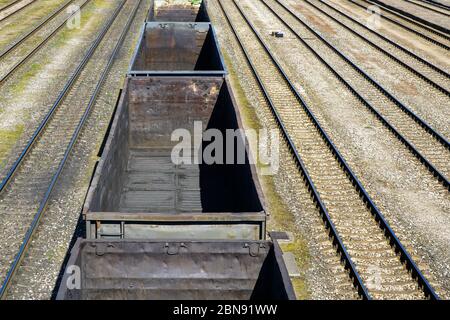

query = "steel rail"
[[227, 0, 440, 299], [417, 0, 450, 10], [280, 2, 449, 154], [216, 0, 371, 300], [0, 0, 35, 22], [0, 0, 21, 12], [362, 0, 450, 41], [322, 0, 450, 79], [402, 0, 450, 16], [270, 0, 449, 188], [347, 0, 450, 50], [368, 0, 450, 34], [0, 0, 141, 299], [0, 0, 79, 60], [0, 0, 125, 194], [310, 0, 450, 95], [0, 0, 92, 85]]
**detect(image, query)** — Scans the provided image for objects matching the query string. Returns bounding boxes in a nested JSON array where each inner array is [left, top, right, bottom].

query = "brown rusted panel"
[[130, 22, 225, 74], [129, 76, 222, 148], [56, 239, 296, 300]]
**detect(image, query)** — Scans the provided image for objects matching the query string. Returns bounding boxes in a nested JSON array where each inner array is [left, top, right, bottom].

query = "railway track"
[[368, 0, 450, 34], [0, 0, 22, 12], [348, 0, 450, 50], [217, 0, 439, 300], [401, 0, 450, 17], [321, 0, 450, 82], [0, 0, 143, 299], [417, 0, 450, 11], [0, 0, 91, 85], [267, 0, 449, 185], [363, 0, 450, 40], [298, 0, 450, 138], [309, 0, 450, 94], [0, 0, 78, 59], [0, 0, 35, 22], [0, 0, 124, 193], [0, 0, 108, 175], [294, 0, 450, 183]]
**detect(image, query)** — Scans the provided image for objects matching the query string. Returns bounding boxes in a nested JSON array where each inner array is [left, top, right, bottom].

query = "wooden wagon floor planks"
[[119, 149, 202, 213]]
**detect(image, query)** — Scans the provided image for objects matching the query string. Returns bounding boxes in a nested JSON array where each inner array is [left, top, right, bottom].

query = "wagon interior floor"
[[119, 149, 202, 213]]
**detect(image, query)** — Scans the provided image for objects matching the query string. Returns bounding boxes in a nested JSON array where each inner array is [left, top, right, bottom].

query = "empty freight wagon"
[[83, 76, 266, 240], [56, 239, 295, 300], [129, 22, 225, 75], [147, 0, 210, 22]]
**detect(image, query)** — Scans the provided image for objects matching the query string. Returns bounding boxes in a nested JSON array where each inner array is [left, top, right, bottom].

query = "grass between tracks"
[[223, 51, 310, 299], [0, 124, 23, 165]]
